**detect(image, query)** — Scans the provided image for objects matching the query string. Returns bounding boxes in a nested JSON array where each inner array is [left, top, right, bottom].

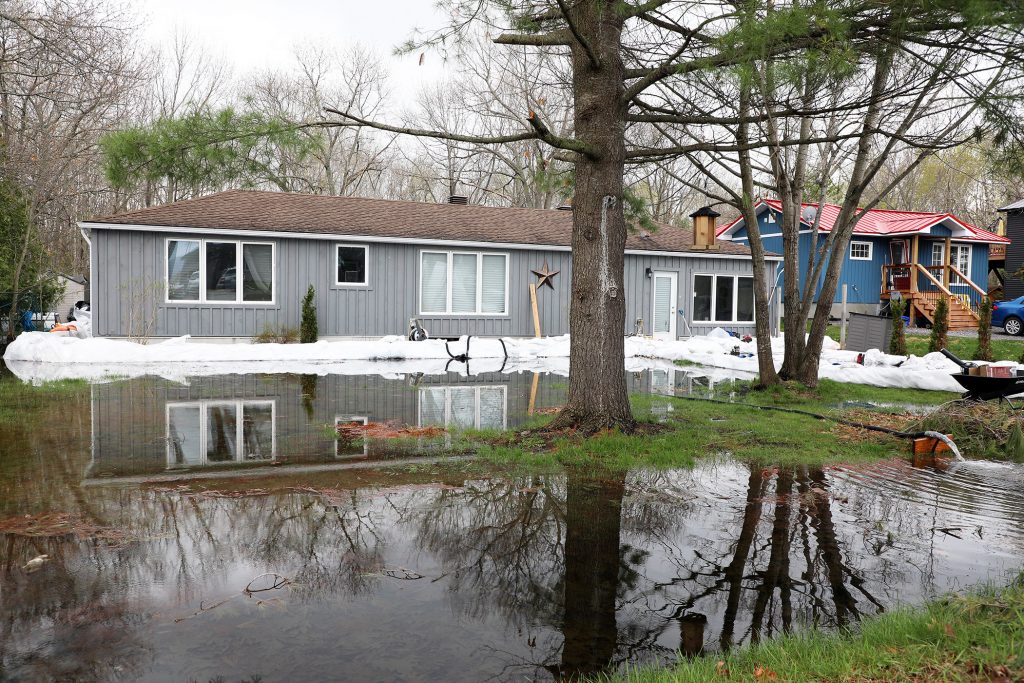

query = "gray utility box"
[[845, 312, 893, 352]]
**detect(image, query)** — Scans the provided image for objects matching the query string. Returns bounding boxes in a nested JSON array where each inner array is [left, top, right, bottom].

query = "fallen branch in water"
[[245, 573, 293, 594]]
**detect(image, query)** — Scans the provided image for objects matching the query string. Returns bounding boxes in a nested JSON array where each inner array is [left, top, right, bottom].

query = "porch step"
[[905, 292, 979, 331]]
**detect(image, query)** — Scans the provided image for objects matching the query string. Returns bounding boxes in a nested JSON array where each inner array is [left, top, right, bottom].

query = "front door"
[[651, 271, 678, 339]]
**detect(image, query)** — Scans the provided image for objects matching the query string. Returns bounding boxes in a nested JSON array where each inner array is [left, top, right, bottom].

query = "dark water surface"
[[1, 370, 1023, 682]]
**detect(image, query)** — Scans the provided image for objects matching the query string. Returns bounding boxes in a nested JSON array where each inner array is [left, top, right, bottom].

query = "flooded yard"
[[1, 368, 1023, 682]]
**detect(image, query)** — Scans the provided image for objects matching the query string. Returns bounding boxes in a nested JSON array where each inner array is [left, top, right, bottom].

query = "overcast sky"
[[134, 0, 454, 107]]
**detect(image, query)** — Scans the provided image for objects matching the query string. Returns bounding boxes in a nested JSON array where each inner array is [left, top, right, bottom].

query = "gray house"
[[80, 190, 780, 340]]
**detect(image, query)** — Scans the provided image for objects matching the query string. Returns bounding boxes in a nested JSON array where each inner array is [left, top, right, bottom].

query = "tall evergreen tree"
[[974, 297, 994, 362], [300, 285, 318, 344]]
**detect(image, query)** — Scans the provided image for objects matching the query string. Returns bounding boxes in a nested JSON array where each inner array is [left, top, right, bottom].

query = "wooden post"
[[840, 284, 848, 350], [910, 235, 920, 293], [529, 283, 542, 338], [527, 372, 540, 416], [943, 236, 952, 288], [908, 235, 920, 325]]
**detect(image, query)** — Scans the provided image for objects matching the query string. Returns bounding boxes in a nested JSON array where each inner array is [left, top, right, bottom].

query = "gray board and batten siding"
[[87, 226, 779, 339]]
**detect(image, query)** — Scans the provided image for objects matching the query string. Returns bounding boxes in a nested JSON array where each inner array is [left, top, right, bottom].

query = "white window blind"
[[242, 244, 273, 302], [419, 251, 507, 314], [451, 253, 478, 313], [481, 255, 507, 313], [421, 252, 449, 313]]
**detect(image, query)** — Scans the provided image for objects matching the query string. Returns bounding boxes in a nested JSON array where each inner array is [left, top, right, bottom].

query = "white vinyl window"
[[166, 238, 275, 304], [693, 274, 755, 323], [419, 250, 508, 315], [335, 244, 368, 286], [418, 385, 507, 429], [166, 400, 275, 468], [931, 243, 972, 286], [850, 241, 873, 260]]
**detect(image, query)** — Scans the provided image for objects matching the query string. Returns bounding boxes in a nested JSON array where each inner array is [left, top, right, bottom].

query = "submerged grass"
[[0, 376, 89, 428], [607, 577, 1024, 683], [473, 380, 960, 472]]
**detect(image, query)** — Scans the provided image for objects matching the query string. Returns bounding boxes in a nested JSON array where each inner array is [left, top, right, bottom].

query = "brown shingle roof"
[[87, 189, 756, 257]]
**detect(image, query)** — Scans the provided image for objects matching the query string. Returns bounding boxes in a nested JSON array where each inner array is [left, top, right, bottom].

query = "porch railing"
[[881, 263, 986, 317], [949, 264, 987, 316]]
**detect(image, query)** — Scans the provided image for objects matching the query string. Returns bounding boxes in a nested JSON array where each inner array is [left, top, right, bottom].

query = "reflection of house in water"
[[89, 372, 566, 479], [167, 400, 275, 468], [636, 368, 726, 397], [88, 369, 727, 480]]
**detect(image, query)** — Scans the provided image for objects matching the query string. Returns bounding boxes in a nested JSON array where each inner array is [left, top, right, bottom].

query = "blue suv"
[[992, 297, 1024, 336]]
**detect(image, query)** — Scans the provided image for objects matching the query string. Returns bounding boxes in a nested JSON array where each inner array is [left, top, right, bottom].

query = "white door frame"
[[651, 271, 678, 339]]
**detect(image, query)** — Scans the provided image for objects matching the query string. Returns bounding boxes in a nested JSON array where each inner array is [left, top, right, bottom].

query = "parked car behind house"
[[992, 297, 1024, 335]]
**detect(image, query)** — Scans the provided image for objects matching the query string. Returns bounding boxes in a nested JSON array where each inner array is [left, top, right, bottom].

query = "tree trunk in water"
[[555, 469, 624, 679], [551, 4, 632, 431], [719, 466, 766, 649]]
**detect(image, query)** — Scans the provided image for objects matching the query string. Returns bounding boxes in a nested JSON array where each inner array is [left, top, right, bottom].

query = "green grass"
[[818, 319, 1023, 362], [475, 381, 955, 472], [607, 577, 1024, 683], [0, 376, 89, 427], [904, 332, 1024, 363]]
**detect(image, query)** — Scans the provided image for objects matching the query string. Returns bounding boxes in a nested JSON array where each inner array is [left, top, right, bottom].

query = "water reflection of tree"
[[407, 463, 901, 680]]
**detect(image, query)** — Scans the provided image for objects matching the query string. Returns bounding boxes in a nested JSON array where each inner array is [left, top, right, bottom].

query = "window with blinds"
[[418, 386, 507, 429], [420, 250, 508, 315]]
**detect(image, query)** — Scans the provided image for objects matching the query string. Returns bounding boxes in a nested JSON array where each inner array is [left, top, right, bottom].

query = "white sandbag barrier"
[[2, 328, 1005, 392]]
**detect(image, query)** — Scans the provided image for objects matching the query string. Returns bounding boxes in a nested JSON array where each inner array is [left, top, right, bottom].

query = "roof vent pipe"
[[448, 195, 468, 205]]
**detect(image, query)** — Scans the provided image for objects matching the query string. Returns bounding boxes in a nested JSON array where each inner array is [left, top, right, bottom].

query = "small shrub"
[[974, 297, 993, 362], [252, 324, 299, 344], [889, 298, 907, 355], [928, 296, 949, 353], [300, 285, 318, 343]]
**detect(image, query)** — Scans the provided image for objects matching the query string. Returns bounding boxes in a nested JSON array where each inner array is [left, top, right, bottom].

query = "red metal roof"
[[718, 199, 1009, 244]]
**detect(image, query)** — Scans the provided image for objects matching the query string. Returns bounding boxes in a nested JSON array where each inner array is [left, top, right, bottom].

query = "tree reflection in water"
[[2, 457, 1023, 682], [407, 463, 899, 680]]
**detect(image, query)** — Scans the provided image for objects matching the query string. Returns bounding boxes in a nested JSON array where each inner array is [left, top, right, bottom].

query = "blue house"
[[717, 199, 1009, 330]]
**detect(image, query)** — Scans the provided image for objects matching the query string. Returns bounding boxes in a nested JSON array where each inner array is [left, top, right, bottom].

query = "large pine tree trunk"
[[551, 3, 632, 431]]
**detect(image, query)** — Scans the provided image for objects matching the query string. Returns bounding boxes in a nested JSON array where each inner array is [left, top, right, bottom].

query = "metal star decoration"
[[531, 260, 559, 289]]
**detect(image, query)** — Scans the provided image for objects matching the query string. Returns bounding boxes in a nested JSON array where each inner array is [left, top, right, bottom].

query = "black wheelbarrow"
[[941, 349, 1024, 404]]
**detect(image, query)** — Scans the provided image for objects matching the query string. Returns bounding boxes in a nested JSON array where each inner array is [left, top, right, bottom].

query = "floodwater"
[[1, 368, 1024, 682]]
